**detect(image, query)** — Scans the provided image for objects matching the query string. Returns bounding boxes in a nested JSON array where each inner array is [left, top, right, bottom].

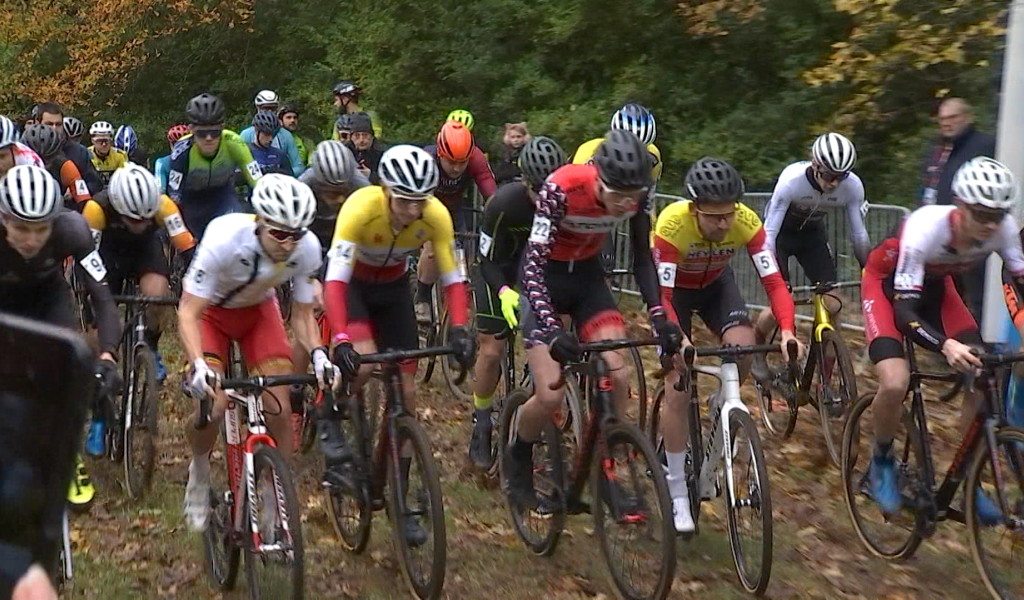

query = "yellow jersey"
[[88, 146, 129, 184], [82, 195, 196, 253], [572, 138, 663, 184], [326, 186, 462, 285]]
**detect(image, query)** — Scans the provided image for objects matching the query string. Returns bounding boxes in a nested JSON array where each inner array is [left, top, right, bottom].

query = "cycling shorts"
[[347, 274, 418, 374], [776, 222, 836, 284], [520, 257, 624, 347], [200, 296, 292, 372], [100, 233, 169, 294], [474, 267, 517, 336], [862, 270, 980, 364], [669, 266, 751, 339]]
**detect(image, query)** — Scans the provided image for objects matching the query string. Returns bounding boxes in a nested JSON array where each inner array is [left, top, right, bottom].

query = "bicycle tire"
[[245, 445, 305, 600], [325, 393, 373, 553], [966, 426, 1024, 599], [724, 410, 773, 595], [591, 421, 676, 600], [628, 345, 648, 432], [439, 308, 474, 403], [203, 487, 241, 590], [498, 388, 566, 556], [388, 415, 447, 600], [124, 344, 159, 499], [841, 392, 924, 559], [417, 325, 438, 385], [299, 395, 318, 454], [817, 330, 858, 467]]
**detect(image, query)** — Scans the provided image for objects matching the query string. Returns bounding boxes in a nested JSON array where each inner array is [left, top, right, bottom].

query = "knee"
[[533, 386, 565, 414], [477, 336, 502, 361], [876, 370, 909, 402]]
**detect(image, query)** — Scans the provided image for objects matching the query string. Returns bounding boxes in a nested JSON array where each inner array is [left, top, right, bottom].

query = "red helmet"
[[167, 124, 190, 146], [436, 120, 474, 162]]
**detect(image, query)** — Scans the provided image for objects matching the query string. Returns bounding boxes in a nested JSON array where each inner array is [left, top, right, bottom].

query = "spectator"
[[331, 80, 383, 140], [491, 122, 530, 185], [346, 112, 386, 184], [277, 104, 311, 168], [36, 102, 104, 195], [920, 97, 997, 320]]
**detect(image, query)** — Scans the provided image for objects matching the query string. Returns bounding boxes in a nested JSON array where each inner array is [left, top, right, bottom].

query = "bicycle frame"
[[562, 354, 619, 509], [690, 361, 752, 504]]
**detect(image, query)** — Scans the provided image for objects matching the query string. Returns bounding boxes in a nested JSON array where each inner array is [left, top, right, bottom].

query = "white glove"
[[311, 346, 335, 389], [191, 359, 219, 398]]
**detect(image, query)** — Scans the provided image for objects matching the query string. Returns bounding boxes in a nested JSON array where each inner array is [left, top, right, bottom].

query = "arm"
[[746, 227, 796, 333], [157, 196, 197, 252], [70, 223, 121, 355], [652, 234, 681, 325], [846, 177, 871, 267], [60, 160, 92, 209], [521, 182, 566, 343], [629, 206, 661, 310], [469, 149, 498, 198], [177, 292, 212, 363], [324, 202, 360, 339], [477, 191, 516, 291], [155, 157, 169, 195], [229, 137, 263, 187], [281, 130, 304, 177], [430, 206, 470, 327], [891, 244, 947, 352], [81, 200, 105, 249], [289, 247, 324, 352], [761, 178, 792, 253]]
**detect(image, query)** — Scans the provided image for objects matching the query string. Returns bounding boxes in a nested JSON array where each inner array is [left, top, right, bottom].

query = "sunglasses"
[[599, 180, 647, 204], [93, 137, 111, 143], [265, 226, 306, 242], [814, 167, 849, 184], [694, 207, 736, 221], [966, 206, 1008, 224], [192, 128, 223, 140], [392, 194, 427, 205]]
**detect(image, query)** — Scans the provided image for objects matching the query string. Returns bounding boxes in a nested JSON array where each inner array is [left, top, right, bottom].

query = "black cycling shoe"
[[602, 478, 645, 521], [469, 408, 494, 470], [403, 515, 429, 548], [317, 418, 350, 464], [503, 439, 538, 510]]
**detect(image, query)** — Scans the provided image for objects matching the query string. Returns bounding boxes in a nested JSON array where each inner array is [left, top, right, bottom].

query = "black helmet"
[[518, 136, 566, 188], [349, 112, 373, 135], [593, 129, 652, 191], [684, 157, 745, 203], [251, 110, 278, 134], [332, 81, 361, 97], [186, 93, 225, 126], [22, 124, 62, 159], [277, 103, 299, 119]]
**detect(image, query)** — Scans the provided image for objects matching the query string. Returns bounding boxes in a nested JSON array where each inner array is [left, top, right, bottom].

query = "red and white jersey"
[[9, 142, 44, 168]]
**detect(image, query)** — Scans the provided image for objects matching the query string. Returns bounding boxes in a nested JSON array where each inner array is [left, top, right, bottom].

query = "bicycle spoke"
[[968, 427, 1024, 599]]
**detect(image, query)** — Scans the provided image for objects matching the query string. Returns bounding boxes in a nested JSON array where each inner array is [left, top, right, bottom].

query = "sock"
[[416, 280, 433, 304], [666, 451, 688, 499], [875, 439, 893, 457], [511, 434, 534, 460], [145, 328, 162, 352], [473, 393, 493, 411], [191, 455, 210, 477]]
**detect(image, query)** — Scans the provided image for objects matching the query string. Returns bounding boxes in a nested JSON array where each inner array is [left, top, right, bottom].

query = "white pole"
[[982, 0, 1024, 343]]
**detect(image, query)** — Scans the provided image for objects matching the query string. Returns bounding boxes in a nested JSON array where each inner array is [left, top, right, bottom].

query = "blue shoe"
[[973, 490, 1004, 526], [85, 419, 106, 457], [869, 444, 901, 516], [154, 351, 167, 383]]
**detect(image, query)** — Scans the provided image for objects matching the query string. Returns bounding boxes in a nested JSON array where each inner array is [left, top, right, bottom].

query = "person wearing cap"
[[330, 80, 383, 140], [239, 89, 304, 176], [345, 111, 386, 184]]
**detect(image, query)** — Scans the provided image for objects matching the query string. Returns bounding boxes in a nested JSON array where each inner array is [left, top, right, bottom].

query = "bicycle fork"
[[698, 362, 748, 507]]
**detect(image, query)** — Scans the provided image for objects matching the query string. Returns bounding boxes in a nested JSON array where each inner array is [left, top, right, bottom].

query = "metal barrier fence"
[[610, 193, 911, 329]]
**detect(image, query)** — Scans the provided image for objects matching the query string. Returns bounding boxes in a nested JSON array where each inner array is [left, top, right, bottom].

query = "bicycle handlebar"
[[359, 345, 469, 385], [112, 294, 180, 306], [193, 374, 319, 430], [676, 340, 800, 392], [788, 281, 860, 295], [547, 337, 662, 391]]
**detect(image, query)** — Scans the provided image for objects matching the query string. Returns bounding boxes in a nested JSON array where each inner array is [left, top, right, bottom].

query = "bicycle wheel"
[[560, 376, 586, 465], [298, 394, 318, 454], [754, 362, 797, 439], [626, 345, 649, 431], [967, 426, 1024, 599], [325, 394, 373, 553], [124, 345, 158, 499], [387, 415, 446, 600], [816, 330, 858, 467], [841, 393, 924, 559], [591, 422, 676, 600], [724, 410, 773, 595], [498, 388, 566, 556], [439, 308, 475, 403], [203, 487, 240, 590], [417, 325, 438, 385], [485, 372, 508, 479], [245, 445, 304, 600]]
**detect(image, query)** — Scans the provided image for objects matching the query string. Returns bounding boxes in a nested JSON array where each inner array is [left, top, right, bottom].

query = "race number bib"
[[164, 213, 187, 237], [168, 170, 183, 191], [90, 229, 102, 249], [657, 262, 676, 287], [246, 161, 263, 180], [74, 180, 89, 197], [80, 250, 107, 282], [329, 240, 357, 265], [529, 216, 552, 244], [479, 231, 494, 257], [751, 250, 779, 277]]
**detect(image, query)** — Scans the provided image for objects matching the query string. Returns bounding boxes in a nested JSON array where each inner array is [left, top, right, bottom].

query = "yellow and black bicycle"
[[755, 281, 859, 466]]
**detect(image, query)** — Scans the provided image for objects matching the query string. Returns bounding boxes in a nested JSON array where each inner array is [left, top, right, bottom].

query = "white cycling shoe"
[[184, 460, 211, 532], [672, 496, 695, 534]]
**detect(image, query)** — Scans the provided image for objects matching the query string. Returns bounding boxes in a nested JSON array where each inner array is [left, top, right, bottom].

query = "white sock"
[[190, 455, 210, 478], [666, 451, 688, 499]]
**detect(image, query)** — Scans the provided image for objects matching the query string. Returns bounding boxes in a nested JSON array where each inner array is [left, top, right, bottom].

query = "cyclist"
[[88, 121, 129, 187], [323, 145, 475, 543], [63, 116, 84, 144], [154, 124, 190, 194], [862, 157, 1024, 522], [753, 132, 869, 346], [331, 80, 382, 140], [0, 116, 44, 176], [502, 129, 682, 511], [114, 125, 149, 168], [247, 110, 293, 176], [82, 164, 196, 390], [414, 120, 497, 323], [179, 174, 329, 531], [300, 140, 371, 251], [167, 93, 263, 239], [654, 157, 801, 532], [468, 136, 566, 469], [0, 165, 122, 509], [572, 103, 663, 199], [37, 102, 104, 195], [21, 124, 93, 210], [446, 109, 474, 132], [278, 104, 311, 168], [240, 90, 303, 176], [347, 112, 385, 182]]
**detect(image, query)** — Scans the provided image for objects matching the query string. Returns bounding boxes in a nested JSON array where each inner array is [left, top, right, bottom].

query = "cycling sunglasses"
[[192, 128, 223, 140], [966, 206, 1008, 224], [265, 226, 307, 242], [814, 167, 849, 184]]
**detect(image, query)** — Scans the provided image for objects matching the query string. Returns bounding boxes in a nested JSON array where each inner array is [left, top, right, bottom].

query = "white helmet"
[[811, 133, 857, 173], [63, 116, 84, 139], [251, 174, 316, 230], [378, 145, 439, 198], [89, 121, 114, 138], [952, 157, 1019, 211], [109, 163, 160, 220], [0, 165, 62, 222], [0, 115, 18, 149], [312, 140, 357, 185], [610, 104, 657, 146], [254, 90, 279, 108]]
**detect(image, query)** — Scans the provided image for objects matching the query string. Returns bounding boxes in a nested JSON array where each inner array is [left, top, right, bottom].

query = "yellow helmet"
[[446, 109, 474, 132]]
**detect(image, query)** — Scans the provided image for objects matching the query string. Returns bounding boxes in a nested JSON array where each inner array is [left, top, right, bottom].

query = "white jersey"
[[763, 161, 870, 262], [892, 204, 1024, 292], [183, 213, 322, 309]]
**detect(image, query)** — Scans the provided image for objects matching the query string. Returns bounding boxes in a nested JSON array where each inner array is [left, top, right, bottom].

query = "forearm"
[[177, 307, 207, 363], [894, 293, 946, 352], [290, 303, 323, 354]]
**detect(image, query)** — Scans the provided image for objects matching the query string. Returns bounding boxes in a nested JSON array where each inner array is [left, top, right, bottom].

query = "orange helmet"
[[436, 120, 474, 162]]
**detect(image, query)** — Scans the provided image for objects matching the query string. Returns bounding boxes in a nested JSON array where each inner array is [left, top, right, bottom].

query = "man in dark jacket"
[[920, 97, 997, 319], [346, 112, 386, 184], [37, 101, 104, 195]]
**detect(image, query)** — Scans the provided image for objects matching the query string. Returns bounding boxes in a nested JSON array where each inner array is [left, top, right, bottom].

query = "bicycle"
[[842, 338, 1024, 599], [109, 288, 178, 498], [755, 280, 859, 465], [498, 337, 676, 600], [196, 344, 312, 600], [649, 342, 794, 596], [52, 509, 73, 594], [324, 345, 467, 600]]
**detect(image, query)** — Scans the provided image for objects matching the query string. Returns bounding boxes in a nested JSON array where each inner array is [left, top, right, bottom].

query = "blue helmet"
[[610, 104, 656, 146], [114, 125, 138, 154]]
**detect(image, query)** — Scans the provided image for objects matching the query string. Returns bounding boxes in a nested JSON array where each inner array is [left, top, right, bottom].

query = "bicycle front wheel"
[[967, 426, 1024, 599], [245, 445, 304, 600], [725, 410, 773, 595], [591, 422, 676, 600], [439, 307, 475, 403], [124, 345, 159, 499], [387, 415, 446, 600], [816, 330, 858, 467]]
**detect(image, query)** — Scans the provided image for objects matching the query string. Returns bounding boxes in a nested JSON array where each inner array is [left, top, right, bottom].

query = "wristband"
[[192, 358, 208, 372], [332, 333, 351, 346], [311, 346, 329, 359], [499, 285, 511, 296], [648, 305, 665, 319]]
